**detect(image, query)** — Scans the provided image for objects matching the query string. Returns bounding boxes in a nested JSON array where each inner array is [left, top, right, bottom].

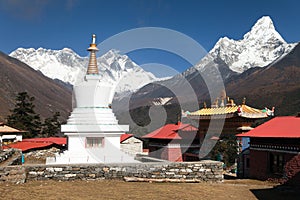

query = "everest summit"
[[9, 48, 157, 94]]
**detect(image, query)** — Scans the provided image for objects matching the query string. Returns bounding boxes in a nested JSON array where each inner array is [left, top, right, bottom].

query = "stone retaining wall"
[[0, 149, 16, 163], [0, 166, 26, 184], [0, 149, 21, 166], [0, 160, 223, 183]]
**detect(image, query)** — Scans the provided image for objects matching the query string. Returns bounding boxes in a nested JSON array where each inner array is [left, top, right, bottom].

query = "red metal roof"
[[237, 116, 300, 138], [120, 134, 133, 143], [3, 137, 67, 152], [142, 122, 197, 139], [3, 141, 54, 151], [22, 137, 67, 145]]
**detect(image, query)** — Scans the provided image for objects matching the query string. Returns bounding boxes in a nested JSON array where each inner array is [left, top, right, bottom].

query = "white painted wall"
[[74, 75, 114, 108], [120, 137, 143, 155]]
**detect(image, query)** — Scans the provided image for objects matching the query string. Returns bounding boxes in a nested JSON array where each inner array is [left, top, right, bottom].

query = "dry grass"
[[0, 179, 298, 200]]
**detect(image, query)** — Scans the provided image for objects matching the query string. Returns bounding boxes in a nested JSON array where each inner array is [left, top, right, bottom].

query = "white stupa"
[[47, 35, 138, 164]]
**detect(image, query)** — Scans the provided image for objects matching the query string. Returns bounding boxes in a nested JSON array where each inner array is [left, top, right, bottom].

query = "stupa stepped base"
[[67, 107, 119, 124], [62, 124, 129, 133], [47, 149, 138, 164]]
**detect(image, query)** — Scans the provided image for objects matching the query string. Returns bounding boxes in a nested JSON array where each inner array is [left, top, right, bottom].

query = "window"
[[86, 137, 103, 148], [270, 153, 284, 174]]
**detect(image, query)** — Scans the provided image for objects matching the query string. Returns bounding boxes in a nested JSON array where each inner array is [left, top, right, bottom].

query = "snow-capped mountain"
[[180, 16, 297, 85], [208, 16, 296, 73], [130, 16, 299, 107], [10, 47, 86, 85], [9, 48, 157, 94], [97, 50, 157, 94]]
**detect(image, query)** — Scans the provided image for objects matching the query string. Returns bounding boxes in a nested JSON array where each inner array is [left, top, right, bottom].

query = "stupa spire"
[[87, 34, 99, 75]]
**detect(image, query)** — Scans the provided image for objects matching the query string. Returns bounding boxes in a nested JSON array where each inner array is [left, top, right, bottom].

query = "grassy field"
[[0, 179, 299, 200]]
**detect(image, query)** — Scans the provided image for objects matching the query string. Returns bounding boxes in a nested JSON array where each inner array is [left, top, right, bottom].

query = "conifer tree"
[[7, 92, 41, 138], [42, 112, 61, 137]]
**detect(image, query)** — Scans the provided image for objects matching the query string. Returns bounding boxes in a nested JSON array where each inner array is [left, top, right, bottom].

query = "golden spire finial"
[[87, 34, 99, 75], [92, 34, 96, 44]]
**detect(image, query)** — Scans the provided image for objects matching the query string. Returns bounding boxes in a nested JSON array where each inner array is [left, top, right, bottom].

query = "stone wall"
[[0, 149, 21, 165], [0, 160, 223, 183], [0, 166, 26, 184], [284, 154, 300, 186], [0, 149, 16, 163]]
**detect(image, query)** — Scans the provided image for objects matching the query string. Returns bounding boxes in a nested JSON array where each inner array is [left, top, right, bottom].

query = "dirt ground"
[[0, 179, 299, 200]]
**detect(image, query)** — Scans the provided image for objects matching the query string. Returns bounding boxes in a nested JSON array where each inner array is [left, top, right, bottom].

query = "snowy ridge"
[[97, 50, 157, 93], [10, 47, 87, 85], [9, 48, 158, 94], [209, 16, 297, 73]]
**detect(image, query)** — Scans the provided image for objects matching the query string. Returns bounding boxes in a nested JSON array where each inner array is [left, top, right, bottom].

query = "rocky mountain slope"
[[226, 43, 300, 115], [0, 52, 72, 121]]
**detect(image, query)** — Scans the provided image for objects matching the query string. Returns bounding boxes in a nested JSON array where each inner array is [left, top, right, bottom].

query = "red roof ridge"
[[120, 134, 133, 143], [143, 123, 197, 139], [22, 137, 67, 145], [237, 116, 300, 138], [3, 141, 55, 152]]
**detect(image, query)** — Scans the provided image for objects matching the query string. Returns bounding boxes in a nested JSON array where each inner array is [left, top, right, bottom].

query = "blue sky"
[[0, 0, 299, 77]]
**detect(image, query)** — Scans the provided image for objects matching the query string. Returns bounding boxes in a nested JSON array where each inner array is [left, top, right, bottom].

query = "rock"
[[65, 174, 77, 178], [54, 168, 63, 172]]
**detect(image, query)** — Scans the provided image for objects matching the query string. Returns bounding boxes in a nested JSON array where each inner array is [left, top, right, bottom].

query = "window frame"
[[269, 153, 284, 175], [86, 137, 104, 148]]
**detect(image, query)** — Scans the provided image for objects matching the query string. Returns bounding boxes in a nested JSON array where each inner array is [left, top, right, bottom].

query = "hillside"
[[226, 43, 300, 115], [0, 52, 72, 121]]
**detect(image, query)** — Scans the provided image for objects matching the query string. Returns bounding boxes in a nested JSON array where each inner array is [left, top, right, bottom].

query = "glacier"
[[9, 48, 158, 94]]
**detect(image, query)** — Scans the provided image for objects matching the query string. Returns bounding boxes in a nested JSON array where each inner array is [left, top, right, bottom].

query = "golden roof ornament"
[[220, 89, 226, 100], [230, 99, 235, 106], [87, 34, 99, 75], [220, 99, 225, 107], [212, 98, 219, 108], [226, 96, 232, 107]]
